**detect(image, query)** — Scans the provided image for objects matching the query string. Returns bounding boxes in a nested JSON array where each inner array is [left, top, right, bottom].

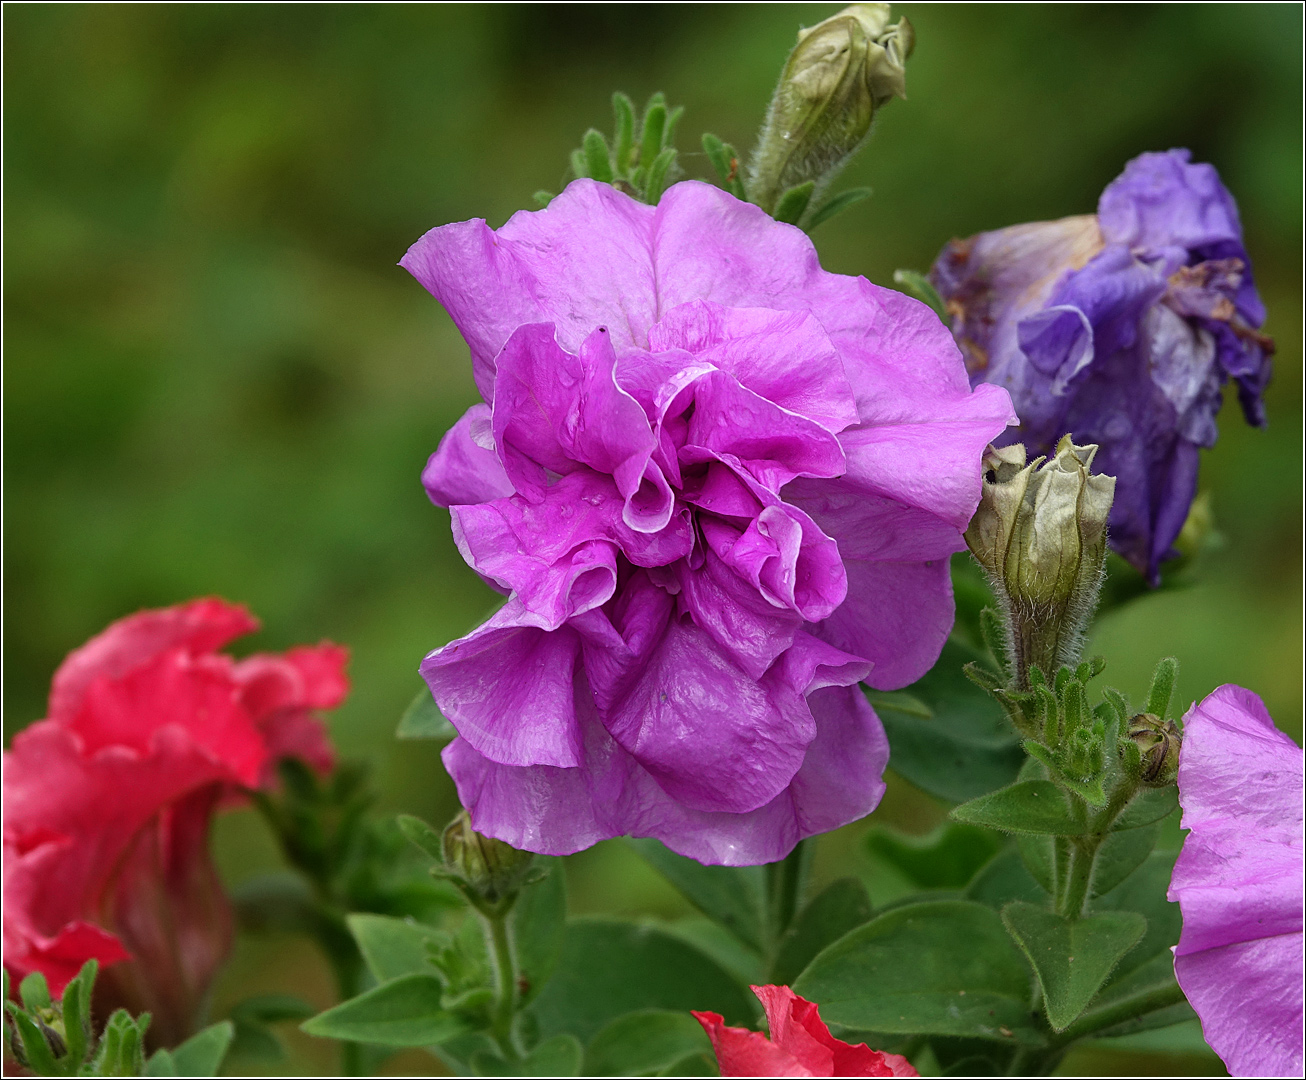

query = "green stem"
[[1054, 981, 1189, 1044], [1057, 840, 1096, 918], [766, 839, 810, 953], [484, 904, 519, 1063]]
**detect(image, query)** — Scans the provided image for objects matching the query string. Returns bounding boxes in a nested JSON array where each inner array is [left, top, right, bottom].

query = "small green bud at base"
[[748, 3, 913, 216], [965, 438, 1116, 689], [442, 810, 536, 907], [1125, 713, 1182, 786]]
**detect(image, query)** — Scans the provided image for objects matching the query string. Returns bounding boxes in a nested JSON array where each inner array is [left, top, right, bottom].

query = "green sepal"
[[397, 688, 457, 741], [569, 149, 587, 180], [1101, 687, 1131, 722], [978, 606, 1012, 680], [612, 92, 636, 173], [701, 133, 733, 180], [639, 97, 667, 171], [663, 106, 683, 148], [951, 780, 1082, 835], [644, 148, 677, 204], [19, 972, 51, 1012], [5, 1003, 62, 1075], [891, 269, 948, 322], [1000, 903, 1146, 1031], [962, 661, 1003, 693], [533, 190, 555, 208], [1146, 657, 1179, 719], [582, 129, 614, 184], [773, 181, 815, 225], [805, 187, 872, 232]]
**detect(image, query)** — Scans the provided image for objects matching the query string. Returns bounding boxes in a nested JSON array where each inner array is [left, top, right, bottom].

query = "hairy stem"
[[484, 904, 519, 1062], [1055, 981, 1189, 1044]]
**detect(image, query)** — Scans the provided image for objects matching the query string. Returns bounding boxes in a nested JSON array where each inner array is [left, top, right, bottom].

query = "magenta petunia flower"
[[403, 180, 1013, 865], [1168, 685, 1304, 1077]]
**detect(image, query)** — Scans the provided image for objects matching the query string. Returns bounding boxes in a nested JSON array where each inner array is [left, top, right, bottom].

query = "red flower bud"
[[694, 984, 917, 1077]]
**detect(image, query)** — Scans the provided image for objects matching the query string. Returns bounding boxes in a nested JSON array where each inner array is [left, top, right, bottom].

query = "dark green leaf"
[[806, 187, 872, 231], [397, 688, 456, 741], [512, 857, 568, 1004], [165, 1021, 234, 1077], [771, 877, 872, 986], [866, 823, 1004, 889], [1090, 823, 1159, 897], [229, 994, 315, 1025], [226, 1020, 285, 1064], [657, 1051, 717, 1076], [584, 1010, 712, 1077], [1111, 785, 1178, 831], [1093, 851, 1182, 981], [773, 181, 815, 225], [397, 814, 445, 862], [667, 918, 766, 988], [1000, 903, 1145, 1031], [951, 781, 1082, 835], [891, 269, 947, 321], [230, 871, 319, 934], [628, 839, 766, 954], [301, 974, 469, 1047], [793, 900, 1042, 1045], [474, 1034, 583, 1076], [348, 913, 445, 983], [964, 848, 1046, 908], [871, 640, 1024, 803], [528, 918, 755, 1044], [1015, 834, 1054, 893]]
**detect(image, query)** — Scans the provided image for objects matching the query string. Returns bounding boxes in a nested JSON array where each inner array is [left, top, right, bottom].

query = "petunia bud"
[[966, 436, 1116, 687], [748, 3, 913, 216], [441, 810, 536, 907], [1125, 712, 1182, 786]]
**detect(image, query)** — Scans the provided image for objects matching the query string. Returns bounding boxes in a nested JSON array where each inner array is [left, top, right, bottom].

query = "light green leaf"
[[1111, 786, 1179, 831], [301, 974, 469, 1047], [871, 640, 1024, 803], [771, 877, 872, 986], [528, 918, 755, 1044], [627, 840, 766, 954], [773, 181, 815, 225], [866, 822, 1004, 889], [1000, 903, 1145, 1031], [793, 900, 1042, 1045], [165, 1020, 235, 1077], [584, 1010, 712, 1077], [951, 781, 1082, 835], [806, 187, 872, 232], [348, 913, 446, 983], [891, 269, 947, 321], [397, 688, 456, 741], [512, 857, 568, 1004]]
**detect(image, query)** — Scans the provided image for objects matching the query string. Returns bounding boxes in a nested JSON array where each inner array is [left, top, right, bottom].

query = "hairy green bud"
[[441, 810, 536, 906], [1125, 712, 1182, 786], [966, 437, 1116, 687], [748, 3, 913, 216]]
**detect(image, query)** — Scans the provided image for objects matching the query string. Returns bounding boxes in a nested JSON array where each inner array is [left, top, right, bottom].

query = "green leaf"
[[1090, 822, 1160, 897], [19, 971, 51, 1012], [667, 918, 766, 987], [582, 129, 614, 184], [348, 913, 446, 983], [145, 1048, 178, 1076], [771, 877, 872, 986], [1000, 903, 1146, 1031], [657, 1052, 716, 1076], [793, 900, 1042, 1045], [1092, 851, 1182, 984], [627, 839, 766, 954], [1111, 785, 1179, 831], [806, 187, 872, 231], [570, 149, 587, 180], [866, 822, 1004, 889], [397, 688, 456, 741], [612, 92, 636, 173], [229, 994, 315, 1025], [964, 847, 1046, 908], [644, 147, 677, 204], [1145, 658, 1178, 719], [165, 1021, 234, 1077], [663, 106, 683, 149], [473, 1034, 583, 1076], [1015, 834, 1054, 893], [639, 100, 666, 172], [230, 870, 320, 935], [773, 181, 815, 225], [527, 918, 755, 1044], [397, 813, 445, 862], [301, 974, 469, 1047], [870, 640, 1024, 803], [951, 781, 1082, 835], [891, 269, 948, 321], [701, 133, 732, 180], [533, 190, 555, 208], [511, 857, 568, 1004], [584, 1010, 712, 1077]]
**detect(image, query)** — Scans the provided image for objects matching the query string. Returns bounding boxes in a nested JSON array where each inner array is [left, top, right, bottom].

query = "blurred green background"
[[4, 4, 1300, 1076]]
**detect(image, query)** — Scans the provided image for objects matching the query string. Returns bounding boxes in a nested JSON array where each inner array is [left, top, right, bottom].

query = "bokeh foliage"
[[4, 4, 1300, 1076]]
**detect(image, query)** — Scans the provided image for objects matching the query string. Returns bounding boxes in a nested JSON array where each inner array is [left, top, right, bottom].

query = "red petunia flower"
[[694, 984, 917, 1078], [2, 598, 348, 1046]]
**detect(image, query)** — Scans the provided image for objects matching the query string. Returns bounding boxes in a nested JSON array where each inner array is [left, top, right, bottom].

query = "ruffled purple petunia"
[[403, 179, 1013, 865], [931, 149, 1273, 583], [1168, 685, 1304, 1077]]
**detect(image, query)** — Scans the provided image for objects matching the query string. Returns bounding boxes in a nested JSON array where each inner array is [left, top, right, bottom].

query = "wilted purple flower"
[[931, 149, 1272, 583], [402, 179, 1013, 865], [1168, 685, 1303, 1077]]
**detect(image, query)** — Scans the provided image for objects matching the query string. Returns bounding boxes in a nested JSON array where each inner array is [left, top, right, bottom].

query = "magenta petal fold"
[[406, 179, 1014, 865], [1169, 684, 1304, 1078]]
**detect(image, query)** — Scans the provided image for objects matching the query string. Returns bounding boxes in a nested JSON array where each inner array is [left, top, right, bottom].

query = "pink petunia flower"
[[2, 598, 348, 1046], [694, 984, 917, 1077], [1168, 684, 1304, 1077], [404, 179, 1013, 865]]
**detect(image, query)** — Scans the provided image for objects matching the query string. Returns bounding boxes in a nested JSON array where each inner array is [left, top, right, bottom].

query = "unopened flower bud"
[[441, 810, 535, 906], [748, 3, 914, 215], [1126, 713, 1182, 786], [966, 436, 1116, 687]]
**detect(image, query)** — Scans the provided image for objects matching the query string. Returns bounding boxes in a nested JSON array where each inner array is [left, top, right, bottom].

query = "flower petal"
[[422, 404, 514, 508]]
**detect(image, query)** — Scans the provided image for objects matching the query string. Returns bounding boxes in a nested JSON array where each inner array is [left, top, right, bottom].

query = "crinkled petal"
[[420, 602, 584, 769], [1098, 149, 1246, 254], [692, 1010, 817, 1078], [1, 919, 130, 997], [422, 404, 514, 508], [754, 985, 835, 1074]]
